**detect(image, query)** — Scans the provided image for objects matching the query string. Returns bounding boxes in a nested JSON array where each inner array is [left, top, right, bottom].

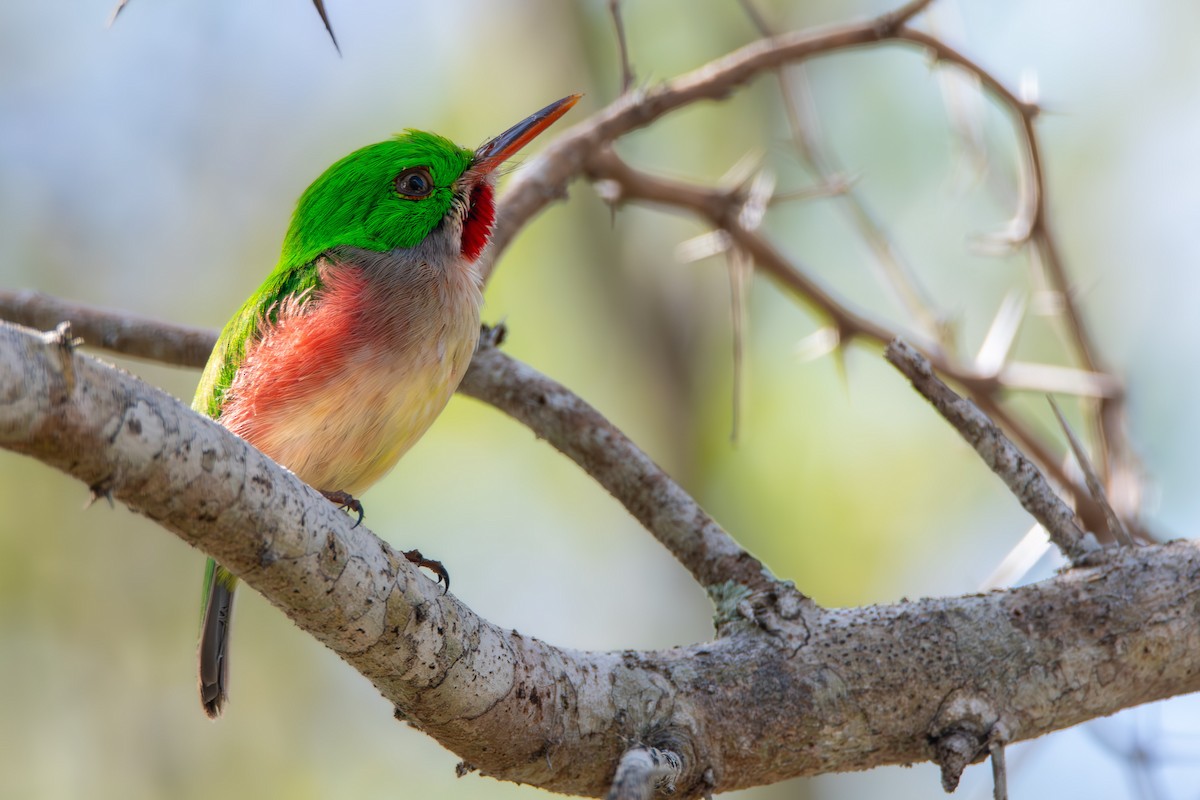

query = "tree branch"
[[0, 289, 212, 368], [459, 343, 779, 597], [894, 26, 1129, 492], [2, 318, 1199, 797], [478, 7, 932, 284], [473, 3, 1139, 545], [581, 149, 1115, 538], [0, 290, 776, 597], [885, 339, 1095, 562]]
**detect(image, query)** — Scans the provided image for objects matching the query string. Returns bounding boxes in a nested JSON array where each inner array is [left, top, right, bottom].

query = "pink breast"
[[219, 266, 370, 452]]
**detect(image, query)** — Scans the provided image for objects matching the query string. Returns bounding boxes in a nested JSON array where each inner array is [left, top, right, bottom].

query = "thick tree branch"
[[5, 1, 1179, 795], [0, 291, 774, 597], [3, 319, 1199, 797]]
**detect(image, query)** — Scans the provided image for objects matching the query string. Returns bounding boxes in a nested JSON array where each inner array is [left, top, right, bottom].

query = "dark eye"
[[395, 167, 434, 198]]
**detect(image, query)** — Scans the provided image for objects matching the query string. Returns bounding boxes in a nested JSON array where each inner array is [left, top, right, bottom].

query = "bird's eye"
[[395, 167, 434, 199]]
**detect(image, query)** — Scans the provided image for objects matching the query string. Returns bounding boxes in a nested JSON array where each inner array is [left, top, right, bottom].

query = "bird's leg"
[[403, 549, 450, 595], [317, 492, 447, 592], [320, 489, 364, 528]]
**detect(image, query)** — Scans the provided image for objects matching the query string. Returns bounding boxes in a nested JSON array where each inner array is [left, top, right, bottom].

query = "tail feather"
[[198, 559, 236, 719]]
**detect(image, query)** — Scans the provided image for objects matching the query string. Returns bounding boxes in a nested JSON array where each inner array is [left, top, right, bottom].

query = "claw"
[[321, 489, 364, 527], [403, 549, 450, 595]]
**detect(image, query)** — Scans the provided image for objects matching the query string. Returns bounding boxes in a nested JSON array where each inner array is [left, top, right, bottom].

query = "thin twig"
[[473, 1, 1135, 540], [460, 344, 779, 595], [583, 148, 1120, 538], [886, 0, 941, 27], [728, 247, 750, 442], [481, 4, 940, 283], [608, 0, 635, 94], [738, 0, 944, 339], [606, 747, 683, 800], [990, 742, 1008, 800], [885, 338, 1096, 562], [897, 26, 1128, 489]]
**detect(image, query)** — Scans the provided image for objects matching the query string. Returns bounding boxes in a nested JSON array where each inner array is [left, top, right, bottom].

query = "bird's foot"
[[403, 549, 450, 595], [321, 489, 364, 528], [478, 320, 507, 350]]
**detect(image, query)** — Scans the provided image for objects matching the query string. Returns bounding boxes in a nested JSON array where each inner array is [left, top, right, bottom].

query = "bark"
[[2, 318, 1198, 797]]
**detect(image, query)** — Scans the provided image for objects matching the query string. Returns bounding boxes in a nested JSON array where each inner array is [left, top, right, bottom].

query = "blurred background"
[[2, 0, 1200, 798]]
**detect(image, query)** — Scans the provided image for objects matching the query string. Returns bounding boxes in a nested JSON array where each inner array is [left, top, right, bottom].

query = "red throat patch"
[[460, 183, 495, 262]]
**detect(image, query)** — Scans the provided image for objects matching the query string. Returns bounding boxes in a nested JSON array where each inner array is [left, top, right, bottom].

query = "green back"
[[191, 260, 322, 417]]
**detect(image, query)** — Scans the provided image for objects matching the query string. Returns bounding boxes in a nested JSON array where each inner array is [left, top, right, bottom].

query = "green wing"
[[191, 259, 323, 418]]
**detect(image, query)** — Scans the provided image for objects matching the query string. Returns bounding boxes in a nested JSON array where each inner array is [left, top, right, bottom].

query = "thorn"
[[675, 230, 731, 263], [593, 178, 623, 206], [738, 169, 775, 231], [769, 173, 856, 205], [1047, 397, 1134, 545], [718, 148, 765, 191], [736, 0, 771, 35], [794, 327, 839, 364], [106, 0, 130, 27], [831, 334, 849, 395], [1018, 68, 1039, 106], [312, 0, 341, 55], [85, 487, 115, 509], [975, 292, 1026, 376], [978, 523, 1052, 591], [727, 247, 753, 443]]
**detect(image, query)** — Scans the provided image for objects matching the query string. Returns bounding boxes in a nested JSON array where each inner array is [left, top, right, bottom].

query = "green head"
[[281, 131, 472, 267], [280, 94, 581, 268]]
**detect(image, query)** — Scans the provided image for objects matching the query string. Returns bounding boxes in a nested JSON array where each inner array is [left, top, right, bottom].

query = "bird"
[[193, 94, 580, 719]]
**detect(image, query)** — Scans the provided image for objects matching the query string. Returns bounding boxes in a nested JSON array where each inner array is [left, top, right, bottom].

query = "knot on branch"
[[43, 321, 81, 400], [607, 745, 684, 800], [708, 578, 812, 640], [929, 690, 1006, 792]]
